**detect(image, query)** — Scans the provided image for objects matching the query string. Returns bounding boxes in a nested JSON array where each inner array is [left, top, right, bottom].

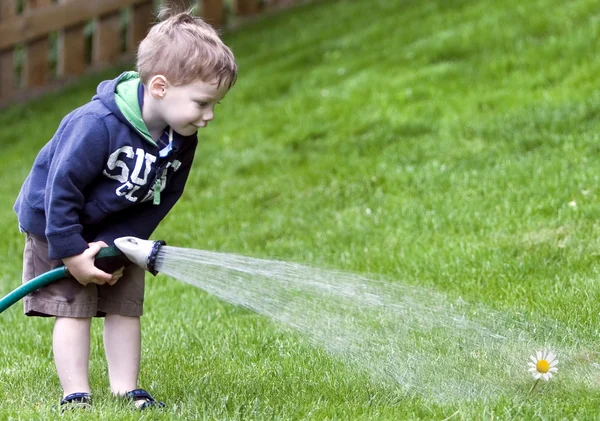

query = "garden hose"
[[0, 246, 128, 315]]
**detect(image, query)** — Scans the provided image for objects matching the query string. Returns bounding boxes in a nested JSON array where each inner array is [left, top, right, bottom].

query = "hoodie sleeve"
[[45, 114, 110, 260], [94, 141, 197, 246]]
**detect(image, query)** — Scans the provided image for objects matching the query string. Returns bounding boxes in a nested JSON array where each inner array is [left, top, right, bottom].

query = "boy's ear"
[[148, 75, 168, 98]]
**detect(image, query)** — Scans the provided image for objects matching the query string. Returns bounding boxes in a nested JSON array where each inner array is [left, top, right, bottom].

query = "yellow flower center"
[[536, 359, 550, 373]]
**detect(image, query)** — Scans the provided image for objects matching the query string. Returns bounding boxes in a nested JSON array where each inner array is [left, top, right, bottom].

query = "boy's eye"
[[197, 102, 208, 107]]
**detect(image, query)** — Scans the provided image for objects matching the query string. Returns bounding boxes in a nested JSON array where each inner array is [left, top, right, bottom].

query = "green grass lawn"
[[2, 0, 600, 418]]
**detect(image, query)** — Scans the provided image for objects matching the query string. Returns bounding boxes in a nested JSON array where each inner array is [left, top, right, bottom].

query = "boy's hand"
[[63, 241, 123, 286], [109, 266, 125, 285]]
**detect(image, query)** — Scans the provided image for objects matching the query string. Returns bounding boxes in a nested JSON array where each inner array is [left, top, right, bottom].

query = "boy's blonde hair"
[[136, 6, 237, 88]]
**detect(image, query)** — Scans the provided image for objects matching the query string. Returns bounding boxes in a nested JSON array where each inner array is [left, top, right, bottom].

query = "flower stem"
[[528, 379, 540, 397]]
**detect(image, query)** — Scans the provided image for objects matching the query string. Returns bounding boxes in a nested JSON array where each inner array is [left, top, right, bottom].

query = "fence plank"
[[0, 51, 14, 97], [128, 2, 154, 54], [0, 0, 151, 52], [0, 0, 17, 104], [94, 11, 122, 66], [236, 0, 260, 15], [202, 0, 225, 28], [57, 0, 86, 77], [0, 0, 16, 24], [58, 25, 87, 77], [23, 0, 53, 88], [23, 38, 50, 87]]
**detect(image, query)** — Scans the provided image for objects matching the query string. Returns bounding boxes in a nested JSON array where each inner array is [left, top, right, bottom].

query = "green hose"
[[0, 246, 127, 315], [0, 267, 69, 314]]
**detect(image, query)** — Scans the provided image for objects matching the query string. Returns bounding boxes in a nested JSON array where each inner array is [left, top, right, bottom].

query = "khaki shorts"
[[22, 232, 145, 318]]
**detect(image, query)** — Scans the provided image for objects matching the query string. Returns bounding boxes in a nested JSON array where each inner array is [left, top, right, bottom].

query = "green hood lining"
[[114, 71, 157, 147]]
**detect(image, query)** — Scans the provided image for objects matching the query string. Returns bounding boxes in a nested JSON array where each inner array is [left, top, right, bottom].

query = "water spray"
[[1, 237, 596, 401]]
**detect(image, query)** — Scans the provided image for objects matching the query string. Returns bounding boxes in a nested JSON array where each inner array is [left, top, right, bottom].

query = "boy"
[[14, 6, 237, 410]]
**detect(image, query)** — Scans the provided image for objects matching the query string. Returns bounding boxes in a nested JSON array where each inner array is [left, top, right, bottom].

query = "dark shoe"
[[124, 388, 165, 410], [59, 392, 92, 413]]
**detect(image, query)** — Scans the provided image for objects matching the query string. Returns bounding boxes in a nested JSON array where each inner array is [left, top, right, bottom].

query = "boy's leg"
[[53, 317, 92, 396], [103, 314, 141, 394], [22, 233, 98, 398], [98, 263, 145, 394]]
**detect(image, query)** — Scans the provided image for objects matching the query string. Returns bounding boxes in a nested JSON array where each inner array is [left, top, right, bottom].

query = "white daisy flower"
[[528, 350, 559, 381]]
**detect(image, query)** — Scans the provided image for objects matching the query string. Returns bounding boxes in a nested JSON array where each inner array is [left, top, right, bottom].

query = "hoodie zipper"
[[146, 128, 174, 206]]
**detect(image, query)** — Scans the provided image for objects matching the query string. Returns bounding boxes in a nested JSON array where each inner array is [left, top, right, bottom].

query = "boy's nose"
[[203, 109, 214, 122]]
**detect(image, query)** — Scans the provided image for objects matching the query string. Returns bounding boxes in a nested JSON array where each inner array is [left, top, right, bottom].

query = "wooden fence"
[[0, 0, 292, 108]]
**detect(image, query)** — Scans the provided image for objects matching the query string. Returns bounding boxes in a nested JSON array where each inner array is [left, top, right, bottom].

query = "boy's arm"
[[45, 114, 110, 260]]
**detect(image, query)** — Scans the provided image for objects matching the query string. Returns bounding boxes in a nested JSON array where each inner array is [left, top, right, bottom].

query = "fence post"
[[236, 0, 260, 16], [23, 0, 53, 89], [93, 10, 122, 66], [129, 1, 155, 55], [202, 0, 225, 28], [57, 0, 87, 78], [0, 0, 16, 105]]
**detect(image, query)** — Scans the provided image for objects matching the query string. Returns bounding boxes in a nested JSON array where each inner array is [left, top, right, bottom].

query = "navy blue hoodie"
[[14, 72, 198, 260]]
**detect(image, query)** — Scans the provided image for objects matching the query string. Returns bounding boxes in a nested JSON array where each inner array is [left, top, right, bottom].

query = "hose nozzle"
[[114, 237, 165, 275]]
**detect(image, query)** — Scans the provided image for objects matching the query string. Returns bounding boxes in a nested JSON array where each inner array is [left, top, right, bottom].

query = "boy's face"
[[158, 78, 230, 137]]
